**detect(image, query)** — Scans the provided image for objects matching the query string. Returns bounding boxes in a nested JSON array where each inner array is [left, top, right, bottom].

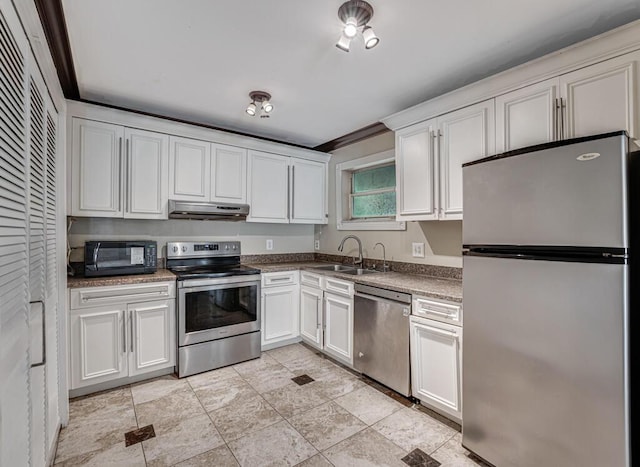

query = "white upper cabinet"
[[395, 100, 494, 221], [168, 136, 211, 202], [438, 100, 495, 220], [71, 119, 124, 217], [211, 144, 247, 203], [71, 118, 168, 219], [247, 151, 290, 223], [496, 51, 639, 153], [247, 151, 328, 224], [495, 78, 558, 153], [396, 119, 438, 221], [290, 158, 327, 224], [125, 128, 169, 219], [560, 51, 639, 139]]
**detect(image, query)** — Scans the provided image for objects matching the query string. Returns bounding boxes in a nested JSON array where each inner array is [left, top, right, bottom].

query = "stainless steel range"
[[167, 241, 261, 378]]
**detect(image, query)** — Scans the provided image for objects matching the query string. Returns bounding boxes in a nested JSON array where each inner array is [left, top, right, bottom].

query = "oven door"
[[178, 276, 261, 346]]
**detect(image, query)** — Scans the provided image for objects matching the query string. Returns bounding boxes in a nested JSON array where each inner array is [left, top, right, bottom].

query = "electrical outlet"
[[314, 240, 320, 250], [412, 242, 425, 258], [266, 239, 273, 251]]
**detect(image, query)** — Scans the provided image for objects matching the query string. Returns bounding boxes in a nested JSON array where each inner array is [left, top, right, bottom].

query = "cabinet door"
[[324, 292, 353, 365], [211, 144, 247, 203], [395, 119, 438, 221], [128, 300, 175, 376], [560, 51, 639, 139], [495, 78, 558, 153], [261, 285, 300, 348], [438, 99, 495, 220], [70, 306, 127, 389], [125, 128, 169, 219], [169, 136, 211, 201], [290, 158, 327, 224], [300, 285, 323, 349], [71, 118, 124, 217], [410, 317, 462, 422], [247, 151, 290, 223]]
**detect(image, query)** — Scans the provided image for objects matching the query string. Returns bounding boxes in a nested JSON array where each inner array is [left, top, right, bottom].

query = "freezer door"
[[463, 134, 628, 247], [462, 255, 628, 467]]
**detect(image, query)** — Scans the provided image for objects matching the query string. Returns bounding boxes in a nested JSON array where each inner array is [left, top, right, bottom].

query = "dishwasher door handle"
[[355, 291, 411, 309]]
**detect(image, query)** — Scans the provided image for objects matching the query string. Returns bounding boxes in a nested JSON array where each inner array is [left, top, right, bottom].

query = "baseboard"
[[68, 367, 175, 399], [261, 336, 303, 351]]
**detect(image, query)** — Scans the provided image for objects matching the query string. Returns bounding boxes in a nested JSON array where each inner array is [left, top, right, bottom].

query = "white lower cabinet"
[[261, 271, 300, 350], [324, 292, 354, 365], [300, 285, 323, 349], [69, 282, 176, 391], [410, 315, 462, 423]]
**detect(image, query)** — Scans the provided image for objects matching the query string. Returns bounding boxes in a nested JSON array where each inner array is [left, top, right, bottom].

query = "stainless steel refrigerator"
[[462, 131, 637, 467]]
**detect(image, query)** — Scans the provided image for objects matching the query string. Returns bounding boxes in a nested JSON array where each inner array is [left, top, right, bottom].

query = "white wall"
[[68, 218, 314, 261], [315, 131, 463, 268]]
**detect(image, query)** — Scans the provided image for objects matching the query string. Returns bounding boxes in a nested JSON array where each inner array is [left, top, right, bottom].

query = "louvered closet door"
[[0, 2, 31, 466], [44, 104, 60, 454], [28, 67, 47, 467]]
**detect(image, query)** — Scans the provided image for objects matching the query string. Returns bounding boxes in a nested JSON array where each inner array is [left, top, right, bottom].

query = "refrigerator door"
[[463, 134, 628, 248], [462, 255, 629, 467]]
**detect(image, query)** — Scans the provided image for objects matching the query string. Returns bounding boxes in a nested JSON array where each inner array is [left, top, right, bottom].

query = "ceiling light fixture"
[[246, 91, 273, 118], [336, 0, 379, 52]]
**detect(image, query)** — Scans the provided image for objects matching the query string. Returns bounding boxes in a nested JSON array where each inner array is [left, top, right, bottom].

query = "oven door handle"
[[179, 275, 262, 290]]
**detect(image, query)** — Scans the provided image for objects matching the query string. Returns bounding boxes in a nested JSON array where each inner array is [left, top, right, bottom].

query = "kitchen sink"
[[313, 264, 355, 272], [340, 268, 379, 275]]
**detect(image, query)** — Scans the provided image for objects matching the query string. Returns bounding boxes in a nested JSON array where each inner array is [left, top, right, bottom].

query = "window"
[[336, 150, 406, 231], [350, 164, 396, 218]]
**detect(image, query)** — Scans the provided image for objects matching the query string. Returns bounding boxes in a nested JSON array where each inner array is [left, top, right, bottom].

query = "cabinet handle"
[[122, 310, 126, 353], [118, 137, 123, 212], [317, 296, 322, 328], [291, 165, 295, 218], [560, 97, 567, 140], [129, 309, 134, 353], [126, 139, 130, 212], [269, 276, 292, 282], [287, 165, 291, 220], [29, 300, 46, 368], [421, 307, 455, 318], [552, 98, 560, 141]]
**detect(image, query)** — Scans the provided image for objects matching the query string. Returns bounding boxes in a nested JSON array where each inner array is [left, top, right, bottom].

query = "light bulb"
[[262, 100, 273, 113], [336, 33, 351, 52], [343, 17, 358, 38], [363, 26, 379, 49], [246, 102, 257, 116]]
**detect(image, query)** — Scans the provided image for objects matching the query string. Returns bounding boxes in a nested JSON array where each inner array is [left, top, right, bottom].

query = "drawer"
[[412, 296, 462, 325], [70, 281, 176, 310], [324, 277, 354, 297], [262, 271, 299, 288], [300, 271, 324, 288]]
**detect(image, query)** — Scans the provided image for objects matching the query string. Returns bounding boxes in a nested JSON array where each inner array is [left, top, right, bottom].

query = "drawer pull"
[[81, 289, 167, 302], [269, 276, 292, 282], [421, 307, 456, 318]]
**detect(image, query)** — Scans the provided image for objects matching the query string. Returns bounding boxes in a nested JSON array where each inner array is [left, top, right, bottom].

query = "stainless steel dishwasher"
[[354, 283, 411, 396]]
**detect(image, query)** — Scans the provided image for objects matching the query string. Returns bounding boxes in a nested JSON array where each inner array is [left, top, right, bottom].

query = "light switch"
[[412, 242, 425, 258], [266, 239, 273, 250]]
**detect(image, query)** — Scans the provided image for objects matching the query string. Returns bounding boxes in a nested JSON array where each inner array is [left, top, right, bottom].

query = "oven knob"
[[224, 245, 229, 250], [232, 245, 237, 250], [172, 246, 178, 253], [182, 246, 188, 252]]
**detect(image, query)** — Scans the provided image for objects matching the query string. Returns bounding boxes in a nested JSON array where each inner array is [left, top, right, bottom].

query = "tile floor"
[[54, 343, 484, 466]]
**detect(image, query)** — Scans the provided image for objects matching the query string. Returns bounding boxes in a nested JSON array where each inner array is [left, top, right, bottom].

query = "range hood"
[[168, 200, 250, 221]]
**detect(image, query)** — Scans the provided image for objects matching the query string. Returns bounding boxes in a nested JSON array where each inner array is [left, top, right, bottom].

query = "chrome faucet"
[[338, 235, 363, 267], [374, 242, 390, 272]]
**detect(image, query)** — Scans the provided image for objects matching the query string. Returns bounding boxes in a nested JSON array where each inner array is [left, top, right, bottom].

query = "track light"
[[362, 26, 379, 49], [336, 0, 379, 52], [246, 91, 273, 117], [336, 33, 352, 52]]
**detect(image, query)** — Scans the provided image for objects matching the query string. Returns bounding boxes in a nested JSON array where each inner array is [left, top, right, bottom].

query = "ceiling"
[[60, 0, 640, 148]]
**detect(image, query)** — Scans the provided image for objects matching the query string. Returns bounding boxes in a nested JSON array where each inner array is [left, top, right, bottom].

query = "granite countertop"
[[249, 261, 462, 303], [67, 269, 176, 289]]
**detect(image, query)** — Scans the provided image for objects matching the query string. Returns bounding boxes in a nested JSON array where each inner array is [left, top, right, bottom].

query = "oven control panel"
[[167, 241, 240, 258]]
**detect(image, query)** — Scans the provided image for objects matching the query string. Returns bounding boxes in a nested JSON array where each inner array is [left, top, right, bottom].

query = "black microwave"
[[84, 241, 157, 277]]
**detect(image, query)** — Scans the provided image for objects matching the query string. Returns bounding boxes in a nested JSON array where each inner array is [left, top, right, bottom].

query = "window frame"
[[336, 150, 406, 231]]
